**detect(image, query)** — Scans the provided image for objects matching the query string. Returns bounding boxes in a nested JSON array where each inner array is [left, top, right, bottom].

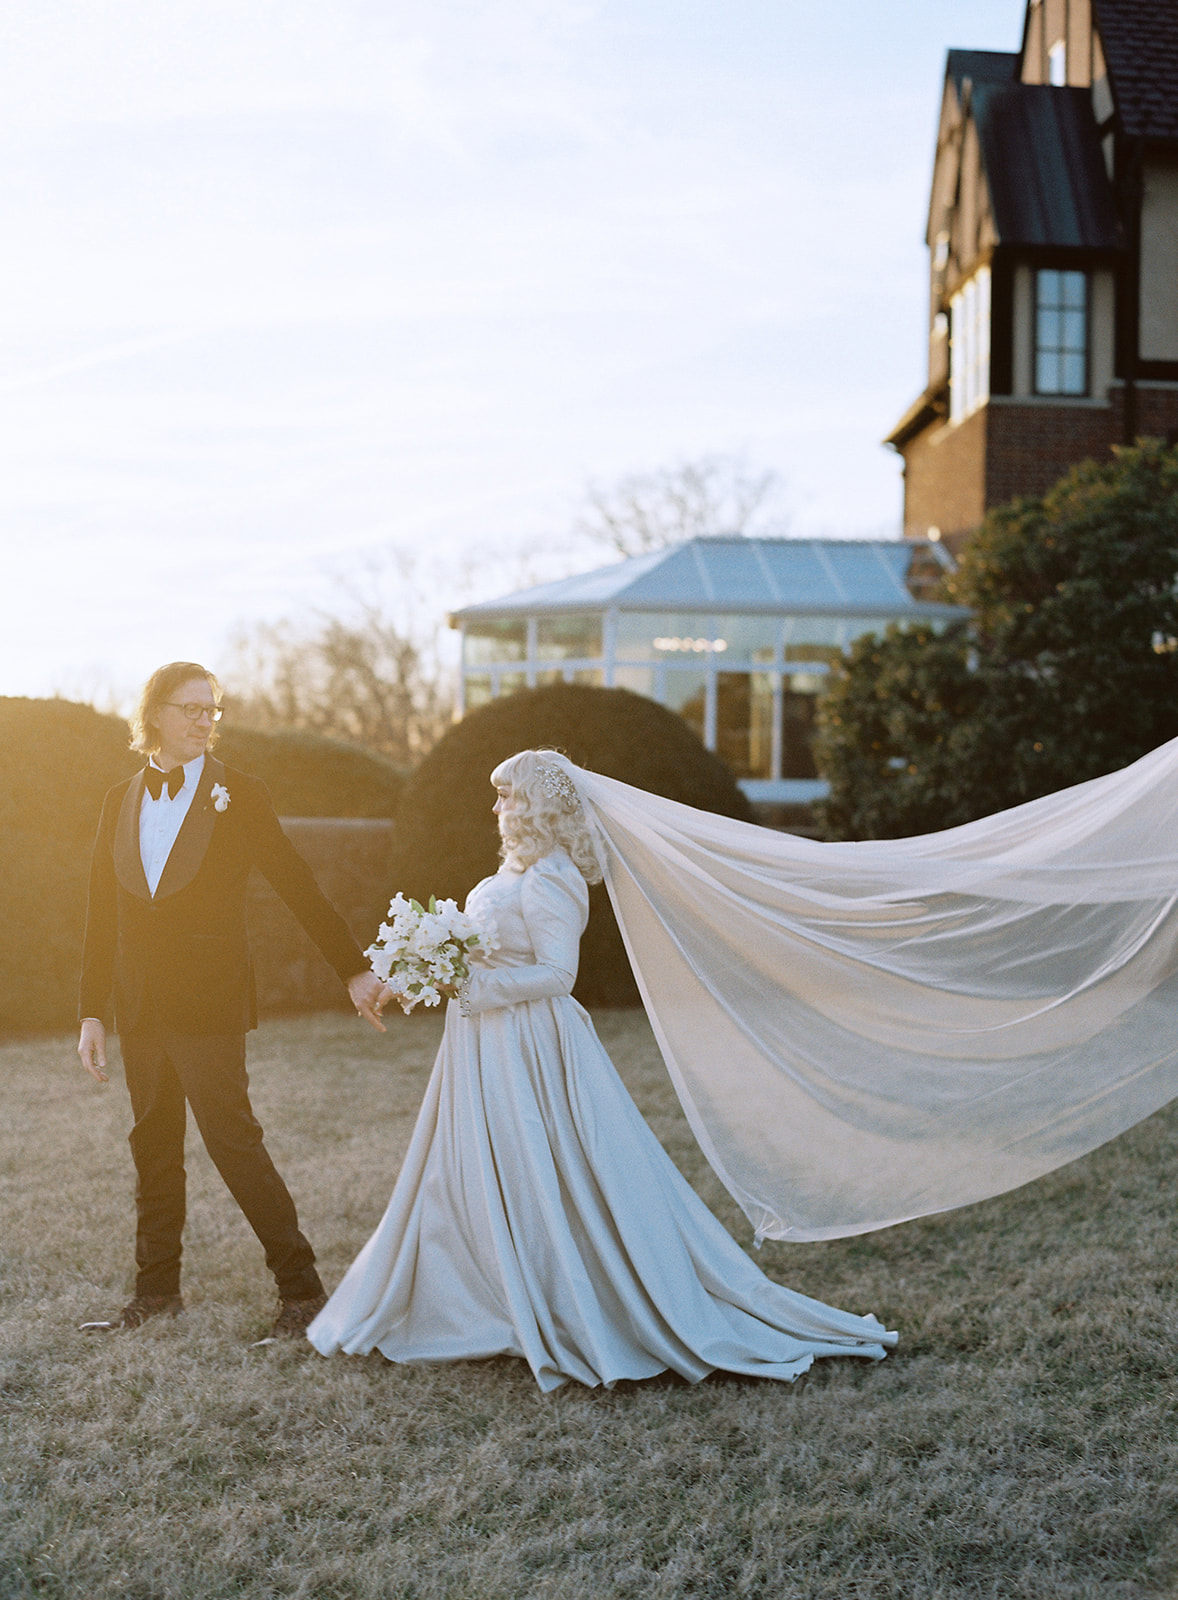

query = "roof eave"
[[450, 600, 970, 624], [884, 389, 947, 450]]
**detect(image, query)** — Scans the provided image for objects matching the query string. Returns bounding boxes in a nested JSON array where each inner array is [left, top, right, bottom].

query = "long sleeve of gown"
[[461, 854, 588, 1013]]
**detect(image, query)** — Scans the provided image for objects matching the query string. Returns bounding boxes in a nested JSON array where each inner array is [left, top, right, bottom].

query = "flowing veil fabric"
[[552, 741, 1178, 1242]]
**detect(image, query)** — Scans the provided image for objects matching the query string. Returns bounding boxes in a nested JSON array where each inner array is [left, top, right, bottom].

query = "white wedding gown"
[[308, 850, 896, 1391]]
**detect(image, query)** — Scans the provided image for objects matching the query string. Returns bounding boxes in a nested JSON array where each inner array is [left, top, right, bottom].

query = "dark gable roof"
[[946, 49, 1017, 92], [1092, 0, 1178, 142], [973, 83, 1123, 250], [942, 46, 1121, 252]]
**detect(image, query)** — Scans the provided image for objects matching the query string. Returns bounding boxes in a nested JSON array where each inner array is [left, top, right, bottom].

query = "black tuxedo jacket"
[[79, 756, 368, 1035]]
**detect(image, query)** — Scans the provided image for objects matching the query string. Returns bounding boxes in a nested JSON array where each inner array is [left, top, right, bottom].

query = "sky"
[[1, 0, 1024, 707]]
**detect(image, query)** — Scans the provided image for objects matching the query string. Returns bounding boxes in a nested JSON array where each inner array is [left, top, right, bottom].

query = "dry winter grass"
[[0, 1011, 1175, 1600]]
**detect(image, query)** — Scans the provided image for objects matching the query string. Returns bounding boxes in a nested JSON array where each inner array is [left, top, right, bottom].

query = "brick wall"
[[984, 399, 1121, 508], [1130, 386, 1178, 441], [897, 407, 988, 547], [900, 384, 1178, 550], [987, 387, 1178, 509]]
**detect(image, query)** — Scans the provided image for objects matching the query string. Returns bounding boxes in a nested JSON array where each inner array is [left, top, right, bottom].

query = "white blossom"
[[365, 893, 498, 1013]]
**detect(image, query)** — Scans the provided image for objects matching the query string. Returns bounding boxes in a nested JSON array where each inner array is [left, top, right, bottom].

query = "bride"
[[313, 733, 1178, 1386], [308, 749, 897, 1391]]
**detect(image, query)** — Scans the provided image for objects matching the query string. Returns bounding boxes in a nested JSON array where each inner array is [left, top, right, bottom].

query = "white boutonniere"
[[210, 783, 231, 813]]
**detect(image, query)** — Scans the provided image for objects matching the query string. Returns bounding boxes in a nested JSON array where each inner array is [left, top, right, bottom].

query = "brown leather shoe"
[[80, 1293, 184, 1332], [268, 1292, 328, 1339]]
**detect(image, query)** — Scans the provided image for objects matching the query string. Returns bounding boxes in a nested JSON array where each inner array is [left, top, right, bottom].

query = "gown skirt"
[[308, 859, 896, 1391]]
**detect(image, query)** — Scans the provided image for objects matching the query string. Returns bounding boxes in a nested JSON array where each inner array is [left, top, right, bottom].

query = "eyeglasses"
[[163, 702, 224, 722]]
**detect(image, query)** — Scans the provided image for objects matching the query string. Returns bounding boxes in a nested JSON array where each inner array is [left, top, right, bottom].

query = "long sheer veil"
[[549, 743, 1178, 1241]]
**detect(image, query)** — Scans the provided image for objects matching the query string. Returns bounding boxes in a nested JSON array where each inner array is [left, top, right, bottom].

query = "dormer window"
[[949, 268, 991, 422], [1034, 269, 1088, 395]]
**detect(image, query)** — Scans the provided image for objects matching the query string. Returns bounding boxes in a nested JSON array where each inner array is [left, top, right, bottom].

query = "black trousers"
[[120, 1029, 323, 1301]]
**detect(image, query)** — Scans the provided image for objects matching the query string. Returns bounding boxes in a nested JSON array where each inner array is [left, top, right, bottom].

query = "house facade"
[[449, 536, 966, 804], [887, 0, 1178, 551]]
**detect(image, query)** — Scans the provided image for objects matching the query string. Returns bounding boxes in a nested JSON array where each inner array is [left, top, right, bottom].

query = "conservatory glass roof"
[[450, 536, 962, 620]]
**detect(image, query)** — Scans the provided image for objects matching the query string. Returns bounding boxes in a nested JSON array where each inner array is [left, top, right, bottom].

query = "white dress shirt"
[[139, 754, 206, 896]]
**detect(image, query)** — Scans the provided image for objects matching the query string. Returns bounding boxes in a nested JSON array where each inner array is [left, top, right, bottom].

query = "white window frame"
[[949, 267, 991, 423], [1034, 268, 1089, 396]]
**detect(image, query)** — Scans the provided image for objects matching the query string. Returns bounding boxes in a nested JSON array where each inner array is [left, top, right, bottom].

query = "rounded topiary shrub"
[[387, 684, 754, 1007]]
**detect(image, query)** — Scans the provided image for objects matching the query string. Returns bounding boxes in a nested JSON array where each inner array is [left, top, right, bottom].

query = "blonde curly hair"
[[490, 750, 602, 884]]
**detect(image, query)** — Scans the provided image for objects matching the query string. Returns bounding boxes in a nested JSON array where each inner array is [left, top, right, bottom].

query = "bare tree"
[[574, 455, 787, 557], [222, 561, 453, 767]]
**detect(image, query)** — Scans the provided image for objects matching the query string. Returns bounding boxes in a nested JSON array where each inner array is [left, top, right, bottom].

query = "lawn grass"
[[1, 1010, 1175, 1600]]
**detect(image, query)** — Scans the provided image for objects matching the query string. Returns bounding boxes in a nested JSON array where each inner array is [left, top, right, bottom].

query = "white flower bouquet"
[[366, 894, 496, 1013]]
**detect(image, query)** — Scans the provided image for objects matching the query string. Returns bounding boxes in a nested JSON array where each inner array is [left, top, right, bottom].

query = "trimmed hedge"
[[0, 698, 403, 1035], [215, 725, 404, 819], [387, 683, 753, 1007]]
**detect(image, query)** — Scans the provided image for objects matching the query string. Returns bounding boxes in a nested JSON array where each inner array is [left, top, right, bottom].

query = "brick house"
[[886, 0, 1178, 553]]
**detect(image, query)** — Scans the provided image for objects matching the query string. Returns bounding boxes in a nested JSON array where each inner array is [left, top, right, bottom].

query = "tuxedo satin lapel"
[[114, 772, 152, 901], [154, 756, 224, 901]]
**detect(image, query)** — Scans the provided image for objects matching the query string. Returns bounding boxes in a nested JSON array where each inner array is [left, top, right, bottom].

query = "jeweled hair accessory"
[[539, 763, 579, 808]]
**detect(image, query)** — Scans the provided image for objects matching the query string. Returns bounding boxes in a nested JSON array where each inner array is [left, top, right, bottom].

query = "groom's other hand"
[[78, 1018, 109, 1084]]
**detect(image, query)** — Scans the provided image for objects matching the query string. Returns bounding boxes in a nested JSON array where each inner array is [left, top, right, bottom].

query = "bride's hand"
[[349, 971, 390, 1032]]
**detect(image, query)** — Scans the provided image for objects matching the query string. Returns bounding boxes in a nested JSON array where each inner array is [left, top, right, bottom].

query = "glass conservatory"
[[449, 536, 966, 802]]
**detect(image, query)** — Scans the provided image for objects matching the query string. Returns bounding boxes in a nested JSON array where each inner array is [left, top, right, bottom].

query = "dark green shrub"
[[813, 622, 989, 839], [0, 700, 138, 1035], [815, 440, 1178, 838], [214, 725, 403, 819], [0, 698, 403, 1035], [387, 683, 754, 1007]]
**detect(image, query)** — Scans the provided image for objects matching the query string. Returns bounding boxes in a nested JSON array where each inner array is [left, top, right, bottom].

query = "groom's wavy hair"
[[130, 661, 223, 756], [491, 750, 602, 884]]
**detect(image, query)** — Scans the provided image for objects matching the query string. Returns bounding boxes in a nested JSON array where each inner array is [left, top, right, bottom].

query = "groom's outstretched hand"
[[77, 1019, 109, 1084], [348, 971, 388, 1033]]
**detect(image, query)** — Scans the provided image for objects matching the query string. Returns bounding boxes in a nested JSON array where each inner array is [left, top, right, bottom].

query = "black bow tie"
[[144, 765, 184, 801]]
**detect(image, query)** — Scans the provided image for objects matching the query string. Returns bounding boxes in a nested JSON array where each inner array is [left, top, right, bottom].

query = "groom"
[[77, 661, 387, 1338]]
